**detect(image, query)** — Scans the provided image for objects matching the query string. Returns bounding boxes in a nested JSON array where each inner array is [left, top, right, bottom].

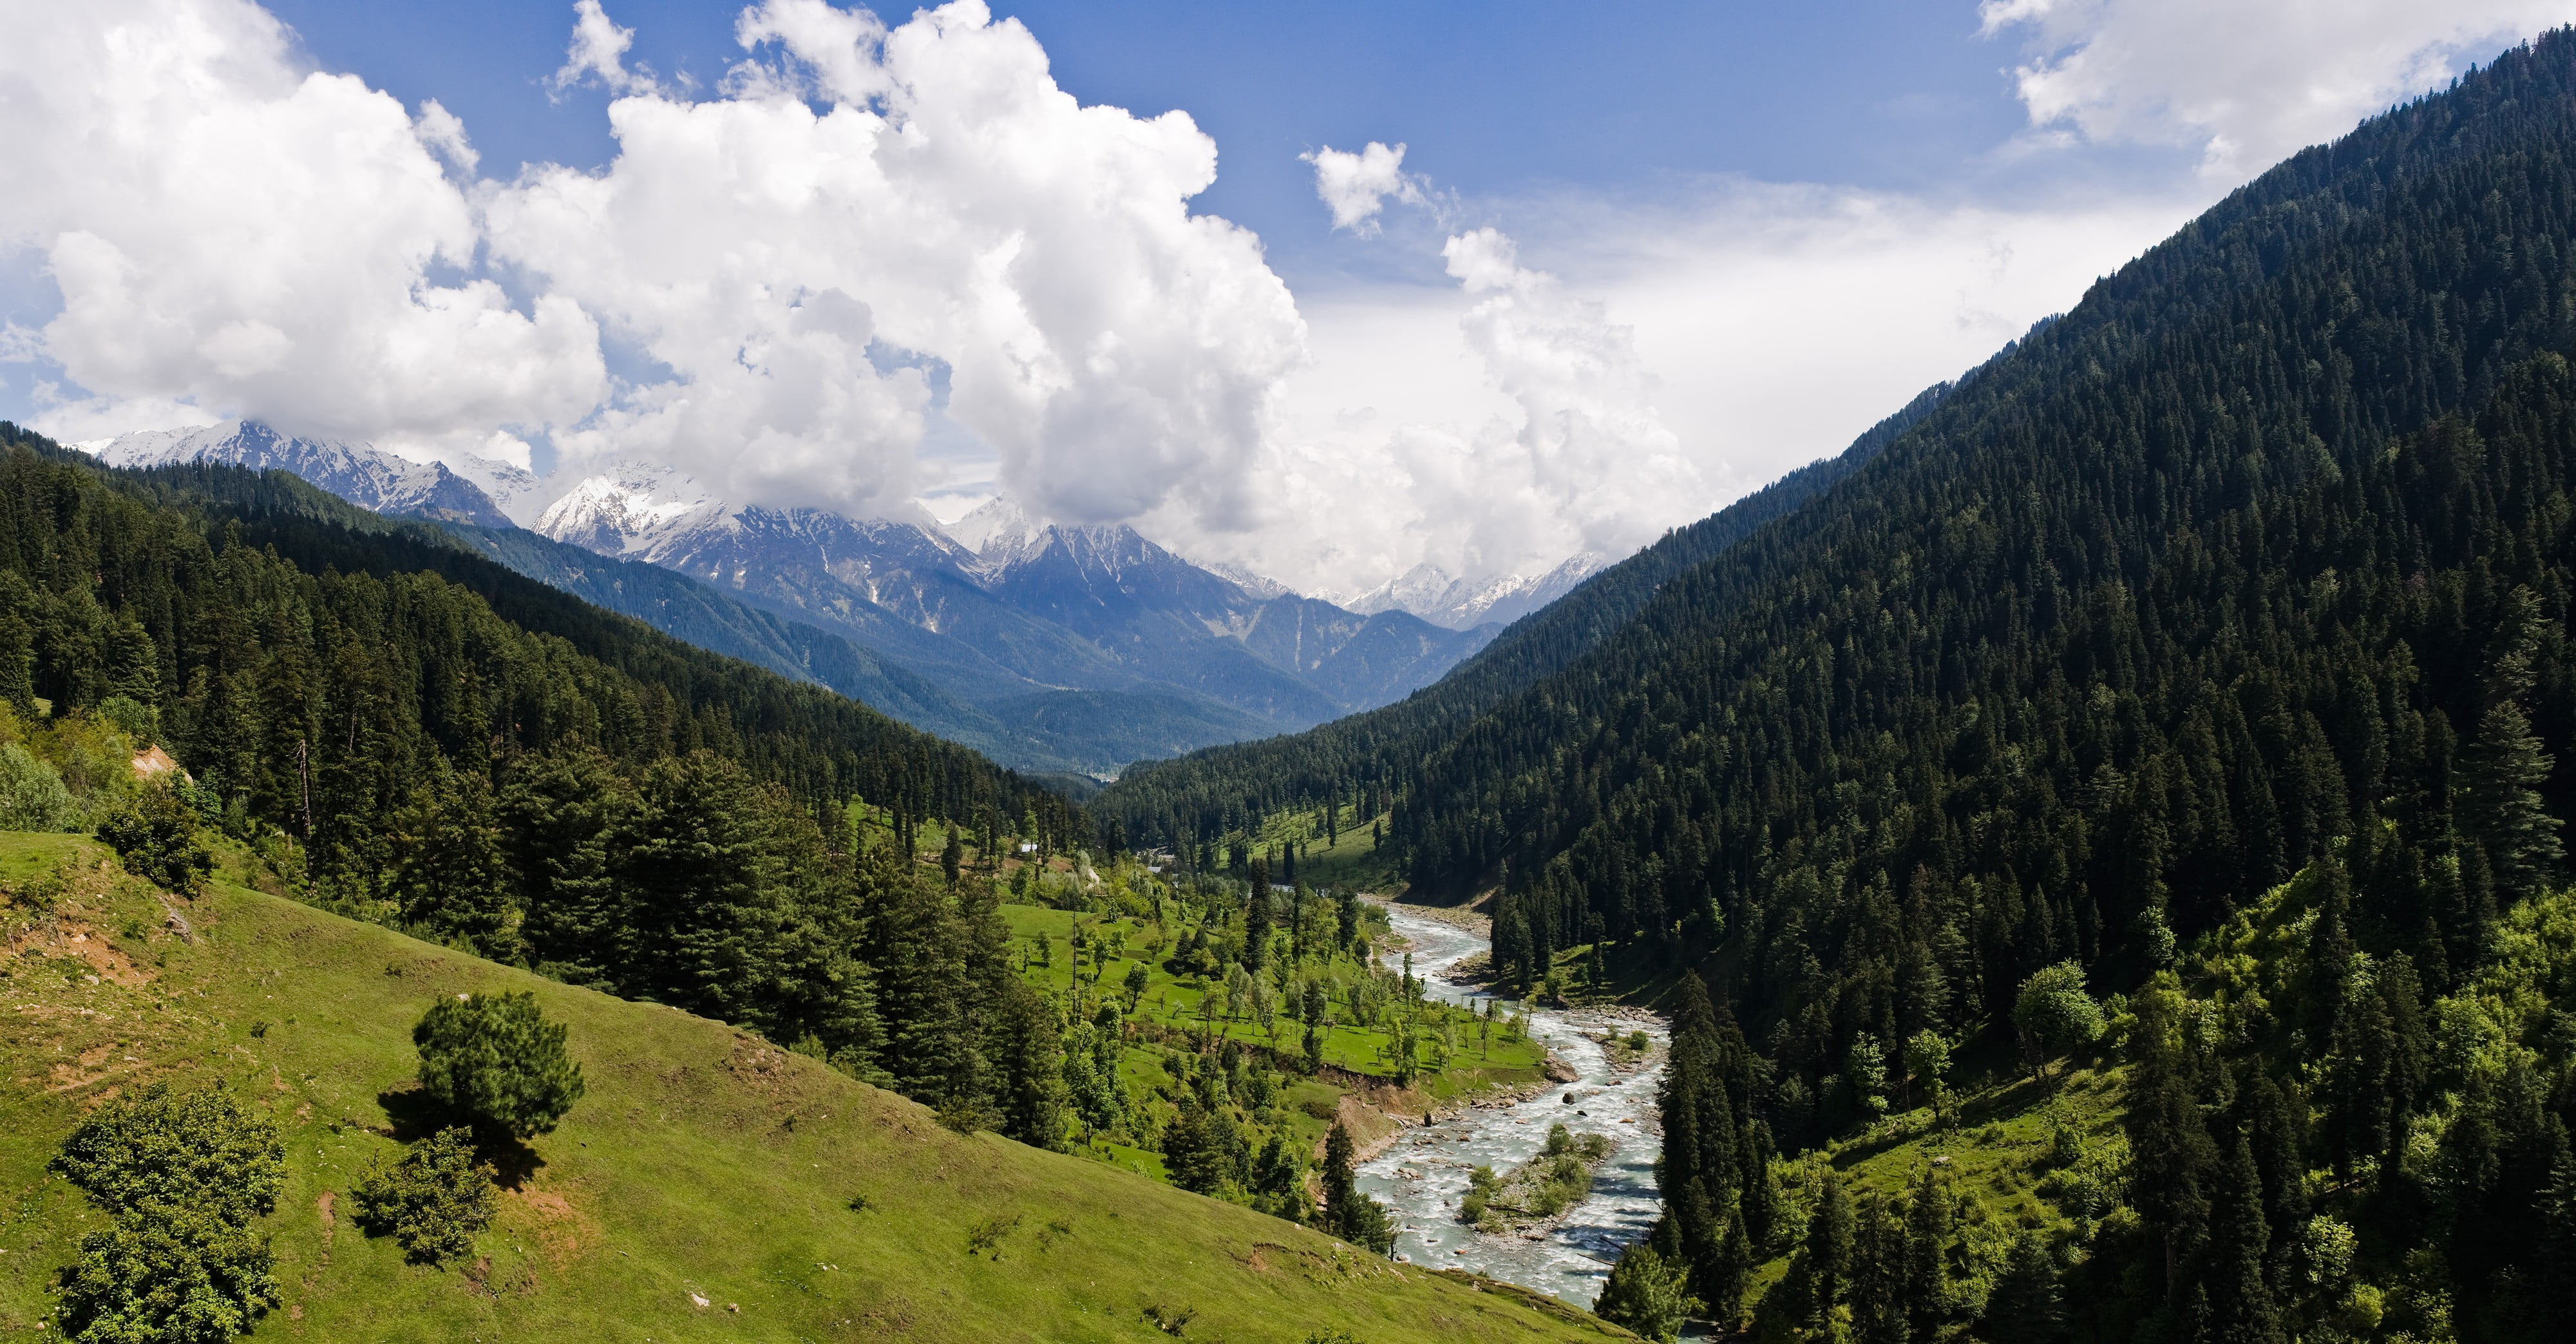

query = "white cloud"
[[1302, 141, 1423, 234], [549, 0, 661, 99], [0, 0, 605, 454], [413, 99, 478, 174], [1153, 224, 1709, 598], [489, 0, 1306, 523], [1172, 182, 2190, 600], [1980, 0, 2576, 176]]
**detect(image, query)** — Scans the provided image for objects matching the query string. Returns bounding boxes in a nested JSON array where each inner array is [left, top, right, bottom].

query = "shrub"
[[414, 991, 586, 1139], [57, 1209, 278, 1344], [0, 742, 82, 830], [349, 1127, 497, 1265], [50, 1084, 286, 1344], [95, 694, 162, 746], [52, 1084, 286, 1226], [95, 784, 213, 894], [1595, 1240, 1691, 1343]]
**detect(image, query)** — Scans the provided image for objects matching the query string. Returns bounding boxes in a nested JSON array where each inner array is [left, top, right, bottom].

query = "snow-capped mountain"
[[541, 478, 1496, 729], [73, 421, 1520, 768], [1345, 553, 1608, 630], [82, 421, 535, 529]]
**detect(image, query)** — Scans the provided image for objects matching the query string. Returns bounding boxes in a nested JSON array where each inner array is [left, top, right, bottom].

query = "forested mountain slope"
[[1121, 30, 2576, 1344], [0, 423, 1091, 880], [1092, 378, 1951, 841]]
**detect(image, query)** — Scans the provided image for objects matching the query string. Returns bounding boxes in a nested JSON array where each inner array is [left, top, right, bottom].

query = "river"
[[1360, 904, 1667, 1309]]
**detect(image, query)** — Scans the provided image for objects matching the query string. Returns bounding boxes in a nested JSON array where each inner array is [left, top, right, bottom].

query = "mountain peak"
[[82, 420, 527, 529], [1344, 553, 1607, 630]]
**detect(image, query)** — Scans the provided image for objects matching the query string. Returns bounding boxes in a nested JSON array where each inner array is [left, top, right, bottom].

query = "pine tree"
[[2458, 698, 2563, 899], [1321, 1121, 1392, 1253], [1805, 1171, 1855, 1329], [2204, 1137, 2285, 1344]]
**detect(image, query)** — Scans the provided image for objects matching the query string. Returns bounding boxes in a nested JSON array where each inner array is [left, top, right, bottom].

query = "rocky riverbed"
[[1359, 904, 1668, 1309]]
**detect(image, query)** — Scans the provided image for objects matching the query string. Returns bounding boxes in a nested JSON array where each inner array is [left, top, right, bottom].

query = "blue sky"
[[3, 1, 2564, 597], [260, 0, 2149, 291]]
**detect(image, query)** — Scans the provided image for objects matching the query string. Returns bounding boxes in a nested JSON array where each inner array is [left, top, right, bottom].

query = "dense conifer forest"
[[1104, 30, 2576, 1344], [0, 426, 1126, 1129]]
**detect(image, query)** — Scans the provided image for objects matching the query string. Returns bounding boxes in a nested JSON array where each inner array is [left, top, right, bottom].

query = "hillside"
[[1090, 378, 1949, 849], [1110, 28, 2576, 1344], [0, 835, 1621, 1342], [80, 424, 1499, 775]]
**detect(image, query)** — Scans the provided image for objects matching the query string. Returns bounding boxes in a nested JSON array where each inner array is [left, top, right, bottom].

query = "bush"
[[57, 1209, 278, 1344], [1595, 1240, 1692, 1343], [50, 1084, 286, 1344], [95, 694, 162, 746], [95, 784, 213, 894], [414, 991, 586, 1139], [0, 742, 82, 830], [52, 1084, 286, 1226], [349, 1127, 497, 1265]]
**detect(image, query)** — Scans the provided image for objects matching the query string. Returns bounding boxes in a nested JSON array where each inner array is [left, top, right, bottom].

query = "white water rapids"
[[1361, 905, 1668, 1309]]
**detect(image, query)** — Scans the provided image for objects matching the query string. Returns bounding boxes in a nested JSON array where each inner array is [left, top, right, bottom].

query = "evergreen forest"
[[1100, 30, 2576, 1344]]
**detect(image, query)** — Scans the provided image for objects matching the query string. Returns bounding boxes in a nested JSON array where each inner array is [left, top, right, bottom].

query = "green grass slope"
[[0, 836, 1624, 1343]]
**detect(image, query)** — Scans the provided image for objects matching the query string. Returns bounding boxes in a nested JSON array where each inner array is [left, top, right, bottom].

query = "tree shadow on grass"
[[375, 1084, 545, 1189]]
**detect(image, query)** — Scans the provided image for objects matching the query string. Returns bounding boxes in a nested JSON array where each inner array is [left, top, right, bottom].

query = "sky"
[[3, 1, 2570, 601]]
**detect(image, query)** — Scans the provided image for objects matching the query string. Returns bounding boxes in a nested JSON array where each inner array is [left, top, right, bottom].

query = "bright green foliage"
[[95, 784, 211, 894], [0, 835, 1615, 1344], [2011, 961, 2101, 1074], [413, 991, 586, 1139], [1466, 1124, 1609, 1229], [1903, 1029, 1951, 1116], [51, 1084, 285, 1226], [1593, 1241, 1690, 1343], [56, 1211, 279, 1344], [348, 1127, 497, 1265], [0, 739, 81, 829], [50, 1084, 287, 1344]]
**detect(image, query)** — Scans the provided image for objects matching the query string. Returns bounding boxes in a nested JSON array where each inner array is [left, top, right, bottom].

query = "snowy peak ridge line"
[[1344, 553, 1609, 630], [532, 467, 980, 577], [80, 421, 532, 530]]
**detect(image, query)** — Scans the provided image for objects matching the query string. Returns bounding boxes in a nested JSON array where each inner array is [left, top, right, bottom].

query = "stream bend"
[[1359, 905, 1668, 1309]]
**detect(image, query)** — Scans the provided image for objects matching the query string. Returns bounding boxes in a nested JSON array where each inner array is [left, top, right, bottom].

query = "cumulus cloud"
[[490, 0, 1305, 522], [0, 0, 605, 455], [1302, 141, 1424, 234], [1980, 0, 2576, 175], [1167, 182, 2188, 600], [1154, 223, 1709, 598], [549, 0, 661, 98]]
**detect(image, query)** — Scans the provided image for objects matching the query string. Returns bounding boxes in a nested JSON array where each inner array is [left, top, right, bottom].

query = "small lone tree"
[[350, 1126, 497, 1265], [1905, 1029, 1953, 1119], [413, 991, 585, 1139], [2012, 961, 2103, 1081]]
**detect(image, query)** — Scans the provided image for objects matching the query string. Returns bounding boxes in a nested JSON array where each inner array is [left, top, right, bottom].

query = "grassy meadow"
[[0, 833, 1628, 1343]]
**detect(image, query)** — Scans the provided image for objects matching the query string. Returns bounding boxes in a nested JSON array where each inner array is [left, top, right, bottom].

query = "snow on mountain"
[[530, 464, 731, 560], [1344, 552, 1609, 630], [80, 421, 528, 529], [1205, 560, 1294, 600]]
